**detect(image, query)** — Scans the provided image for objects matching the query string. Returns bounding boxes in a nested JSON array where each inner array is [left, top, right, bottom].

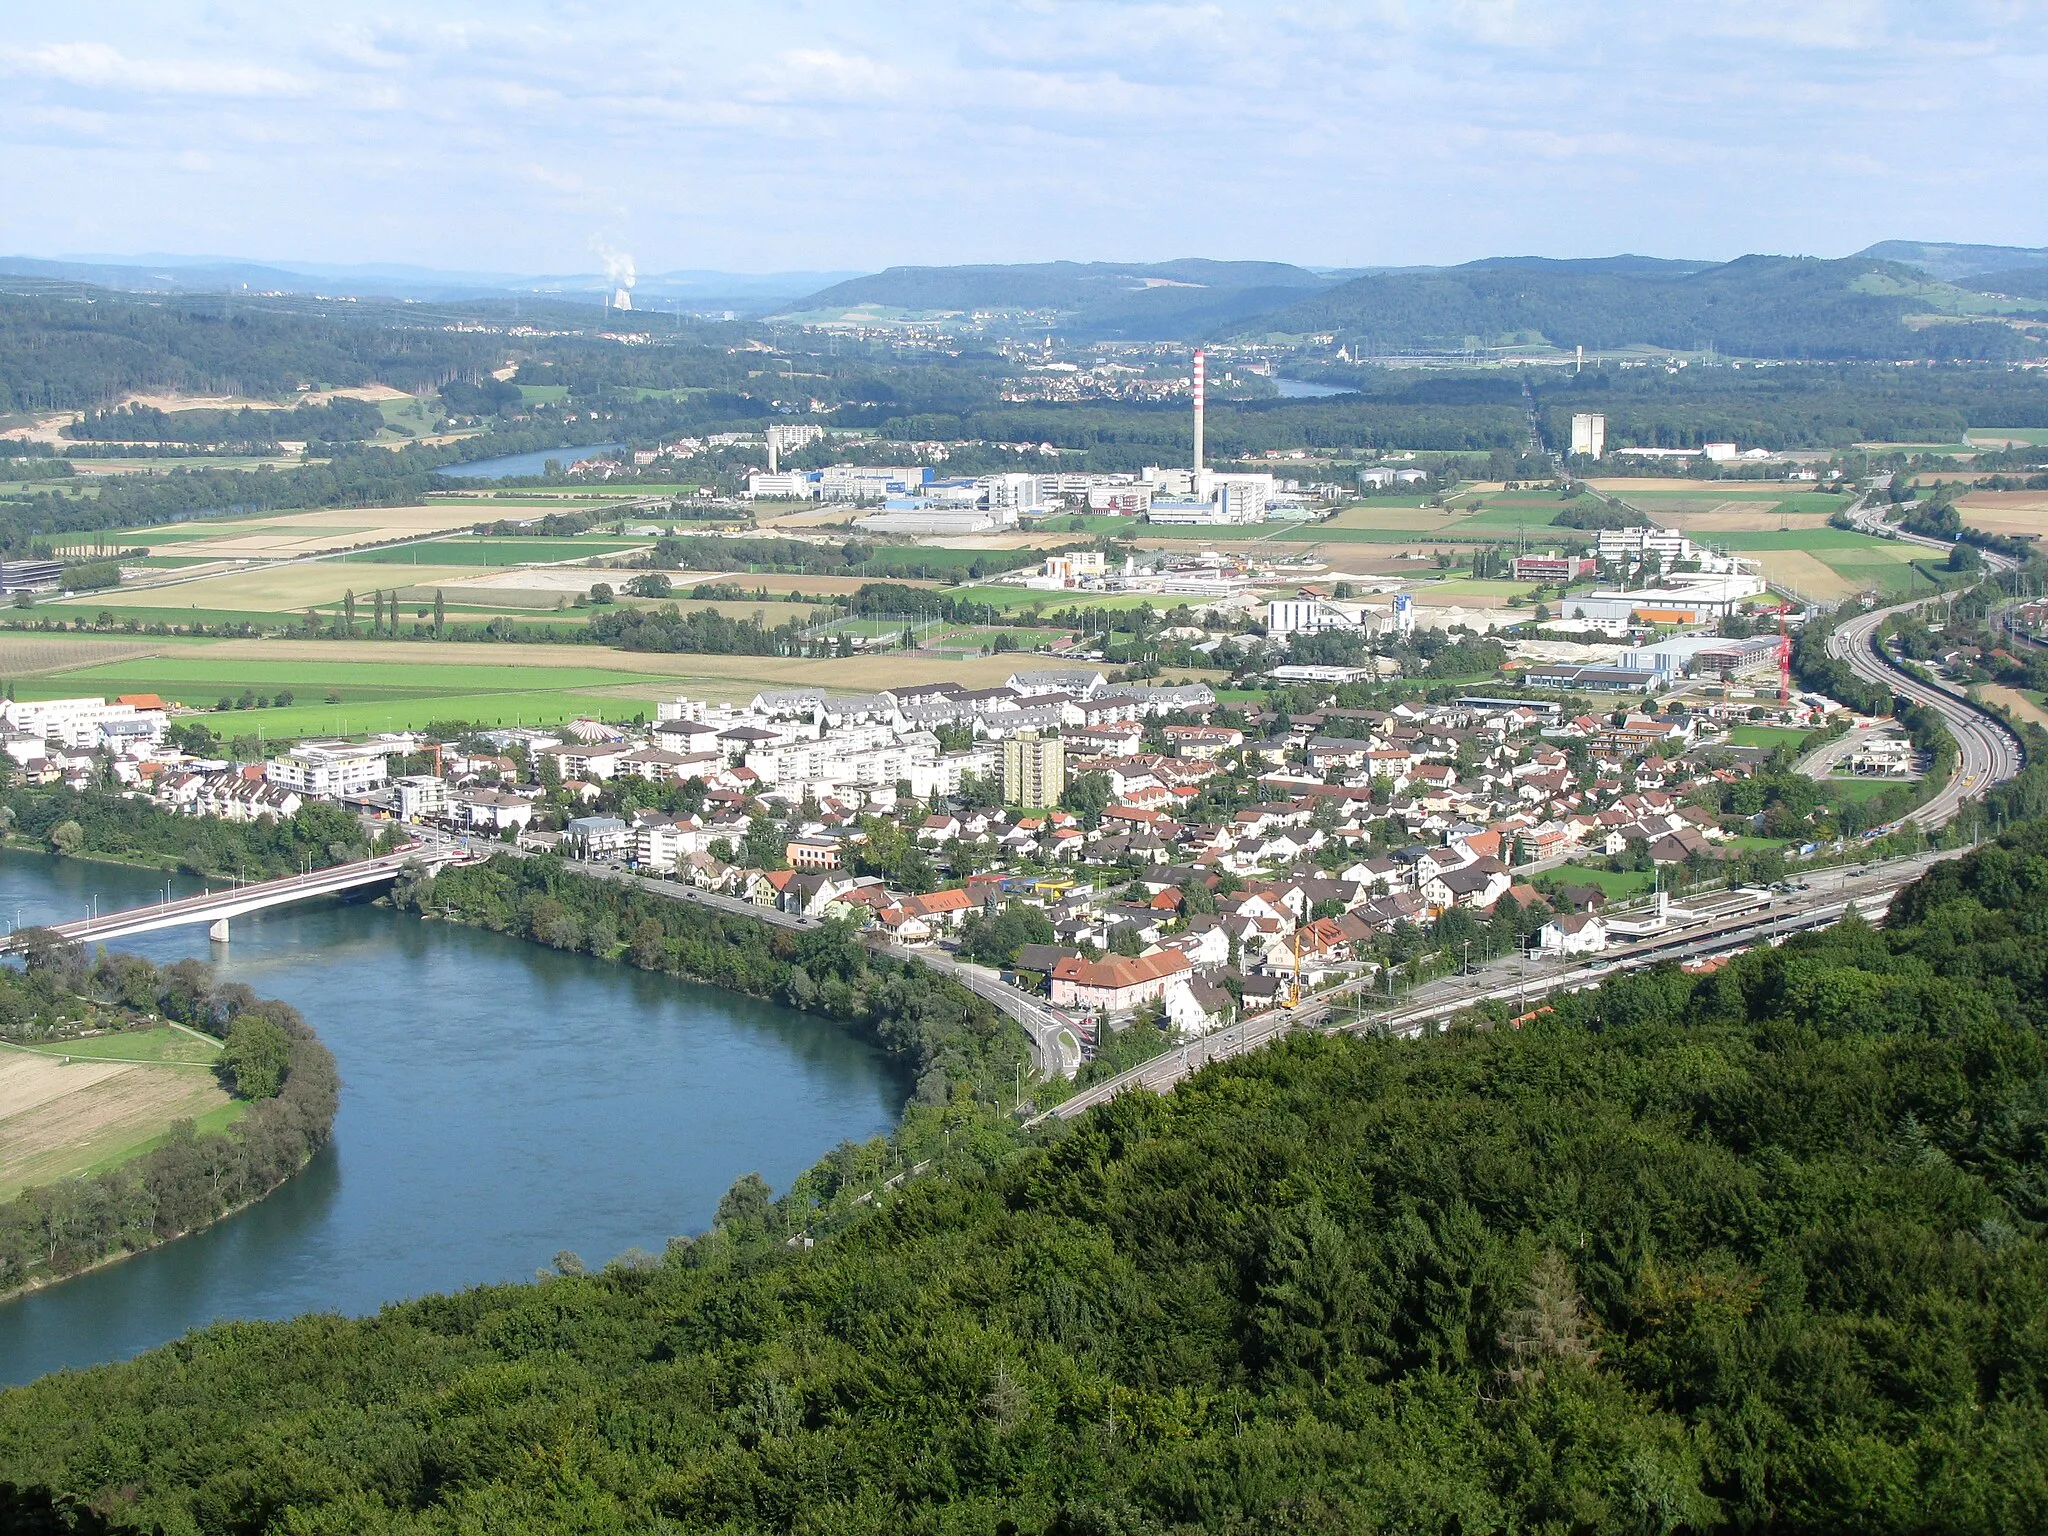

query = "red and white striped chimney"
[[1192, 349, 1206, 473]]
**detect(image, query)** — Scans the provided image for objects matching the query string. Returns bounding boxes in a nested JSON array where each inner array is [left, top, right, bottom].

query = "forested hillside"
[[1532, 364, 2048, 449], [781, 260, 1334, 340], [0, 291, 506, 412], [7, 818, 2048, 1530], [1242, 255, 2047, 360]]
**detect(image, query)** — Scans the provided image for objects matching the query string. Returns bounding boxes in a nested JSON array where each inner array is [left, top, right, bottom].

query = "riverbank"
[[399, 854, 1041, 1234], [0, 956, 339, 1301]]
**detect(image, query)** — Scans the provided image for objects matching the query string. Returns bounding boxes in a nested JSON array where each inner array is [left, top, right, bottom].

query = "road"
[[415, 832, 1083, 1075], [1826, 598, 2023, 828], [1033, 850, 1968, 1124]]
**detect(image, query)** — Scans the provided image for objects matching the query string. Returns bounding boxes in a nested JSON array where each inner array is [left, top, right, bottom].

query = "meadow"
[[0, 1033, 240, 1200], [0, 633, 1050, 731]]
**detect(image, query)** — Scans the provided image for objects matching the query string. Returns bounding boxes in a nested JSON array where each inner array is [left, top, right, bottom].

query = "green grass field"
[[1825, 777, 1909, 804], [1545, 864, 1656, 899], [43, 1026, 221, 1066], [12, 655, 671, 735], [1728, 725, 1810, 750], [1712, 528, 1895, 551], [1971, 427, 2048, 445]]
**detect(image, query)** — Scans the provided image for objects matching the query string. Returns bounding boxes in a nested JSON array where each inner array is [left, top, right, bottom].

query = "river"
[[0, 852, 906, 1385], [436, 442, 625, 480], [1273, 377, 1356, 399]]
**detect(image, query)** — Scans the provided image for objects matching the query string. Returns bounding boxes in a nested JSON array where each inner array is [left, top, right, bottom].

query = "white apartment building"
[[264, 740, 392, 798], [1, 696, 166, 751], [393, 774, 447, 821], [982, 472, 1052, 516]]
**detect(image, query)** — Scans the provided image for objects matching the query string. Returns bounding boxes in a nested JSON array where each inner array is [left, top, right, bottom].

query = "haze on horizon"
[[2, 0, 2043, 277]]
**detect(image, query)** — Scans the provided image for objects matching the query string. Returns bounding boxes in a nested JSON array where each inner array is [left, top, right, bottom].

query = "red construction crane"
[[1771, 600, 1794, 705]]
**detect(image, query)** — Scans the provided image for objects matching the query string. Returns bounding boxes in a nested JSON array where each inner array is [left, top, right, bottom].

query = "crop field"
[[1956, 492, 2048, 538], [0, 636, 168, 676], [1969, 428, 2048, 447], [103, 501, 594, 561], [347, 536, 651, 567], [1409, 578, 1530, 607], [0, 1037, 238, 1199], [51, 563, 484, 616], [1976, 684, 2048, 732]]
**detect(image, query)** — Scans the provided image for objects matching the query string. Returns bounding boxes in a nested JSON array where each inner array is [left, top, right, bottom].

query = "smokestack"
[[767, 427, 778, 474], [1192, 349, 1205, 474]]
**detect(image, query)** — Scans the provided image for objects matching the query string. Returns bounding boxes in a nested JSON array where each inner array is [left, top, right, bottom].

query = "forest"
[[3, 810, 2048, 1528], [1247, 254, 2048, 361], [0, 948, 338, 1297]]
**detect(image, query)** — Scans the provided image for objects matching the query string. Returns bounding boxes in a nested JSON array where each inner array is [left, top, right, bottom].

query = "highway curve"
[[1825, 598, 2024, 827]]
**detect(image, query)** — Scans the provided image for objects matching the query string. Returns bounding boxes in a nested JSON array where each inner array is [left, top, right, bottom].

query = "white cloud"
[[6, 42, 306, 98], [0, 1, 2042, 269]]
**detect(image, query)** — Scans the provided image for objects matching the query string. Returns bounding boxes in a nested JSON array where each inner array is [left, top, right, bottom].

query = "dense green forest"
[[0, 949, 338, 1297], [1534, 365, 2048, 449], [7, 814, 2048, 1528], [0, 291, 504, 412], [1244, 255, 2048, 361], [62, 398, 386, 446], [781, 260, 1335, 341]]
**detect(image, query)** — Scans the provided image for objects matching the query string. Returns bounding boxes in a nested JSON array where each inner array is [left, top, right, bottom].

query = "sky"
[[2, 0, 2043, 277]]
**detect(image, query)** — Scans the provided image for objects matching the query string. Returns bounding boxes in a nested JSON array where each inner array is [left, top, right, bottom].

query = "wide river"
[[0, 852, 905, 1385]]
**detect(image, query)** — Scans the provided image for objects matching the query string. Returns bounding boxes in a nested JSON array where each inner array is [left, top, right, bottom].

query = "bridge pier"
[[209, 918, 230, 944]]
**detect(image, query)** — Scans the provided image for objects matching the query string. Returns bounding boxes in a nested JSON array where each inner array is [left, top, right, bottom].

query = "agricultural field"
[[346, 536, 650, 567], [52, 563, 484, 617], [0, 633, 1053, 731], [1703, 529, 1934, 601], [1976, 684, 2048, 732], [1968, 428, 2048, 448], [98, 500, 585, 560], [1956, 491, 2048, 539], [0, 1031, 240, 1199]]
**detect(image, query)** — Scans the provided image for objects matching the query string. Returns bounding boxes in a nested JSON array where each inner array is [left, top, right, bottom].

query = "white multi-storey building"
[[264, 741, 392, 798], [1, 696, 166, 751]]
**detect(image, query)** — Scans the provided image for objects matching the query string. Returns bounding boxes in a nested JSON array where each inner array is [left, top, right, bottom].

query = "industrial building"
[[1570, 413, 1606, 459]]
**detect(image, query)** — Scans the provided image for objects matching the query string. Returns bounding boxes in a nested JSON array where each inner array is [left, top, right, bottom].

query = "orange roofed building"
[[1049, 950, 1191, 1012]]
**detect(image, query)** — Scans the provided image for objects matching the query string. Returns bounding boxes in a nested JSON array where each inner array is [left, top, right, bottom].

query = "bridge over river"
[[2, 846, 462, 951]]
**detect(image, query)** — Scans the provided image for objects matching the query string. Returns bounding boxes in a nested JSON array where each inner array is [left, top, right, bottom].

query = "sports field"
[[0, 1030, 240, 1199]]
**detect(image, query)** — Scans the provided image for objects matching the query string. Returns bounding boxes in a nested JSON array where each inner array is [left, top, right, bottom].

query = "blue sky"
[[2, 1, 2042, 275]]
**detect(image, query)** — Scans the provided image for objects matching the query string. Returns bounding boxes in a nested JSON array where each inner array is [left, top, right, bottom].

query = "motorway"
[[1826, 597, 2023, 828], [1041, 579, 2031, 1122]]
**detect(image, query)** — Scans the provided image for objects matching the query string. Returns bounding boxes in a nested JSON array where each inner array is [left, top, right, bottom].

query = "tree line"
[[0, 948, 338, 1297], [9, 816, 2048, 1525]]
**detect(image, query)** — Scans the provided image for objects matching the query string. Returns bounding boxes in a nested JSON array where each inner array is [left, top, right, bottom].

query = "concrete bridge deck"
[[5, 847, 456, 951]]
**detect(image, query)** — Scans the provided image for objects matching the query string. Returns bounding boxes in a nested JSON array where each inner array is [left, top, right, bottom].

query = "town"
[[3, 602, 1926, 1072]]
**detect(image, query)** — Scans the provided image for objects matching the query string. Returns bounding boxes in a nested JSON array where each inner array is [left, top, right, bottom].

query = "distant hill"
[[0, 255, 858, 315], [1857, 241, 2048, 282], [776, 259, 1336, 339], [1232, 254, 2046, 360]]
